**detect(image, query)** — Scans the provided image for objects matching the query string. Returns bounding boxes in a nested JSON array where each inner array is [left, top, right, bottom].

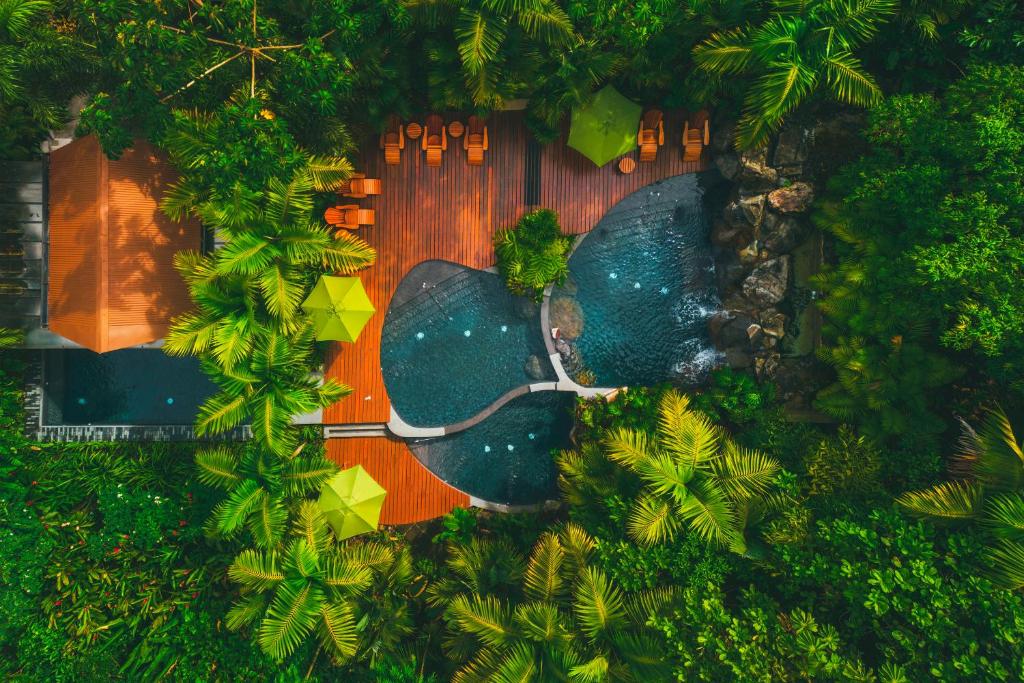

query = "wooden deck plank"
[[326, 437, 469, 525]]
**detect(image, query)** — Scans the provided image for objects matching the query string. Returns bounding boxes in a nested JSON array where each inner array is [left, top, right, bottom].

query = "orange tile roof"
[[48, 135, 200, 352]]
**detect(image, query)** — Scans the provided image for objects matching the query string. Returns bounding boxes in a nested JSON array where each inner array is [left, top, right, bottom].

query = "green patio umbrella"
[[301, 275, 375, 342], [319, 465, 387, 540], [567, 85, 643, 167]]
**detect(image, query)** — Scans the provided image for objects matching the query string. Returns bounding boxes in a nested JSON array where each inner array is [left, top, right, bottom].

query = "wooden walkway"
[[324, 110, 706, 525]]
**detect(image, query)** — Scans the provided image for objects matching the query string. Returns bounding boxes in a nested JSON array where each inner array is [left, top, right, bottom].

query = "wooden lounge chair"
[[637, 109, 664, 163], [464, 115, 489, 166], [325, 204, 375, 230], [683, 110, 711, 162], [339, 173, 382, 199], [422, 114, 447, 168], [379, 116, 405, 165]]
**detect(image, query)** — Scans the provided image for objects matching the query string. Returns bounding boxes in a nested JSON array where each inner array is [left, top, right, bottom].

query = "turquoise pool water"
[[551, 173, 721, 386], [44, 349, 216, 425], [381, 261, 555, 428], [407, 392, 574, 505]]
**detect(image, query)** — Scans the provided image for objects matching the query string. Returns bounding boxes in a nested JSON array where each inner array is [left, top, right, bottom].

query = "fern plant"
[[438, 524, 673, 682], [897, 406, 1024, 589], [694, 0, 898, 148], [226, 501, 414, 663], [195, 444, 336, 548], [494, 208, 574, 302]]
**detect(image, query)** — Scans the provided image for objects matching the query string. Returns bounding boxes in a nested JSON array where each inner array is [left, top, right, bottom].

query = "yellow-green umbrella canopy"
[[567, 85, 643, 167], [318, 465, 387, 540], [301, 276, 375, 342]]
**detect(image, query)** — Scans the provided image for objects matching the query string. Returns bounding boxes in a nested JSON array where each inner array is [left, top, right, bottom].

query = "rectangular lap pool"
[[43, 349, 216, 425]]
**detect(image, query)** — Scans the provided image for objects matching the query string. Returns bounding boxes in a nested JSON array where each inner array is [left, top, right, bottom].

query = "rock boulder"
[[742, 256, 790, 307], [768, 182, 814, 214]]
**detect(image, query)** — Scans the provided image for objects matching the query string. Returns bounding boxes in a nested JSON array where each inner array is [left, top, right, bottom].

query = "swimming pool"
[[407, 391, 574, 505], [381, 261, 555, 428], [43, 349, 216, 425], [550, 173, 722, 386]]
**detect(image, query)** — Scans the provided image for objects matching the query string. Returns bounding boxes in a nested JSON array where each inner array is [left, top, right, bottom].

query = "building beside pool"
[[1, 134, 209, 440]]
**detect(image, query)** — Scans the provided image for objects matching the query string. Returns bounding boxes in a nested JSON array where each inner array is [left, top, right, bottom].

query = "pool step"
[[324, 424, 388, 439]]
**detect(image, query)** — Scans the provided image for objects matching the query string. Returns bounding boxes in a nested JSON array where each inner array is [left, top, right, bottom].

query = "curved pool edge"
[[386, 378, 618, 438]]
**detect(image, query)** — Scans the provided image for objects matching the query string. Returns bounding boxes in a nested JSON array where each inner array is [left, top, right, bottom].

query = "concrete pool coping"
[[384, 231, 627, 439]]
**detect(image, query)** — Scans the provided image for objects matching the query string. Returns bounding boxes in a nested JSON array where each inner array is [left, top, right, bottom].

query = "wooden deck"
[[326, 437, 469, 525], [324, 110, 705, 425]]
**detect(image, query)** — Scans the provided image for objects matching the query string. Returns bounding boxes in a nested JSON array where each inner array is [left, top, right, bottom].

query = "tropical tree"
[[226, 501, 415, 663], [562, 389, 783, 553], [494, 209, 574, 301], [897, 406, 1024, 589], [410, 0, 577, 110], [439, 523, 673, 681], [0, 0, 94, 154], [693, 0, 897, 148], [195, 444, 337, 548]]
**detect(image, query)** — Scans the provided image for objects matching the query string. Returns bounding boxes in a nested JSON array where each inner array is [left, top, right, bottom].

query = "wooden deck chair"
[[637, 109, 664, 163], [464, 115, 489, 166], [328, 204, 375, 230], [379, 116, 405, 165], [423, 114, 447, 168], [683, 110, 711, 162], [339, 173, 382, 199]]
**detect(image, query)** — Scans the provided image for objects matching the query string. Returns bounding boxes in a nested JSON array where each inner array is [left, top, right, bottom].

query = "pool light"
[[463, 330, 471, 337], [484, 445, 491, 453], [416, 332, 425, 340], [634, 282, 641, 289], [77, 397, 86, 405], [660, 286, 669, 295], [500, 325, 508, 333], [609, 272, 618, 279], [507, 444, 515, 452], [166, 397, 174, 405], [528, 433, 536, 440]]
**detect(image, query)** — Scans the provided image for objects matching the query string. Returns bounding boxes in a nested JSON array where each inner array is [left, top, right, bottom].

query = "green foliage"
[[804, 425, 882, 500], [694, 0, 897, 148], [432, 507, 479, 545], [568, 389, 786, 553], [437, 524, 673, 682], [770, 508, 1024, 681], [898, 407, 1024, 588], [72, 0, 409, 157], [654, 585, 873, 681], [494, 208, 573, 301], [693, 367, 775, 427], [0, 0, 94, 158], [814, 65, 1024, 441]]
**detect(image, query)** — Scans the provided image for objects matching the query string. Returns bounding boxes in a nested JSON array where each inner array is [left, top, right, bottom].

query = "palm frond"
[[318, 602, 359, 661], [712, 442, 781, 500], [225, 593, 268, 630], [455, 8, 505, 75], [693, 27, 754, 74], [258, 579, 324, 660], [250, 495, 288, 549], [603, 428, 652, 468], [676, 476, 738, 548], [194, 447, 242, 490], [305, 155, 353, 192], [988, 540, 1024, 590], [573, 566, 625, 639], [986, 493, 1024, 541], [212, 479, 268, 537], [824, 51, 882, 107], [523, 532, 565, 601], [228, 549, 284, 591], [896, 481, 983, 520], [448, 594, 514, 647], [291, 500, 332, 552], [627, 494, 680, 546]]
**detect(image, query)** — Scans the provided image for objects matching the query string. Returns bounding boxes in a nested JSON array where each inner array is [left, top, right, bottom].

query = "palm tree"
[[573, 389, 782, 553], [897, 407, 1024, 589], [693, 0, 897, 149], [191, 322, 349, 456], [195, 444, 337, 548], [226, 501, 414, 663], [410, 0, 577, 109], [439, 524, 673, 681]]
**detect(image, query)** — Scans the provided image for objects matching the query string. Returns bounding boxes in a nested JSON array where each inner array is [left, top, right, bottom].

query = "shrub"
[[494, 209, 573, 301]]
